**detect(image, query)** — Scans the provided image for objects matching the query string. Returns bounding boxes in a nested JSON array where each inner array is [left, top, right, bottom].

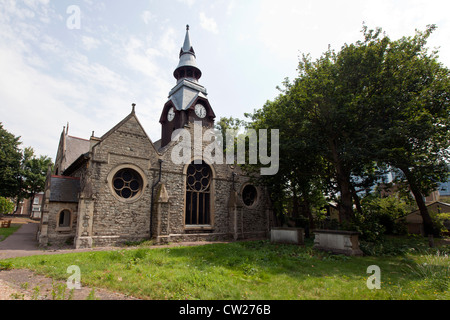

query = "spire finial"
[[186, 24, 189, 31]]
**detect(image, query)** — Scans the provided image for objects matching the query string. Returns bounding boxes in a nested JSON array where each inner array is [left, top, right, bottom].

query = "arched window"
[[58, 210, 71, 228], [242, 185, 258, 207], [185, 161, 212, 225]]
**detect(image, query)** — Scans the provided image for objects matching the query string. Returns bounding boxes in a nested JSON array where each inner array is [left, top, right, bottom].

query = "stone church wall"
[[75, 115, 159, 248], [60, 113, 273, 249], [45, 201, 78, 246], [151, 124, 271, 244]]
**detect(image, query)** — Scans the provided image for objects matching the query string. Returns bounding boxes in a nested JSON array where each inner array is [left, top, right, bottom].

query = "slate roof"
[[49, 176, 80, 203], [64, 135, 90, 171], [168, 79, 208, 111]]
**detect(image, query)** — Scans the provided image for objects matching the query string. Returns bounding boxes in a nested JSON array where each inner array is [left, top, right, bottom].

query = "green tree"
[[15, 147, 53, 213], [214, 116, 247, 157], [247, 25, 450, 239], [23, 152, 53, 213], [247, 82, 329, 232], [0, 123, 22, 197], [372, 25, 450, 236], [283, 28, 389, 225], [0, 123, 53, 212]]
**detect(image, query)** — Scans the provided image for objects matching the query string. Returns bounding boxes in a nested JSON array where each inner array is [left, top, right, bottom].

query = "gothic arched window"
[[185, 161, 212, 225]]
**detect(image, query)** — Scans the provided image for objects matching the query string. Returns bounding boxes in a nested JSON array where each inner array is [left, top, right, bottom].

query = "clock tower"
[[160, 25, 215, 148]]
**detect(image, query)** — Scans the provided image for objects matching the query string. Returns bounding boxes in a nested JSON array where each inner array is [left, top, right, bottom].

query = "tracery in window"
[[113, 168, 143, 199], [185, 161, 212, 225]]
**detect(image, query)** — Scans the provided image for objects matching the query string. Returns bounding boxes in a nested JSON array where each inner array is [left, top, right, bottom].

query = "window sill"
[[185, 225, 214, 232], [56, 227, 72, 232]]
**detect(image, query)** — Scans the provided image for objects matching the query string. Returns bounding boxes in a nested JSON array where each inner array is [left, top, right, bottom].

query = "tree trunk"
[[300, 198, 312, 238], [330, 139, 354, 225], [401, 166, 437, 237], [292, 182, 299, 219], [350, 185, 363, 216]]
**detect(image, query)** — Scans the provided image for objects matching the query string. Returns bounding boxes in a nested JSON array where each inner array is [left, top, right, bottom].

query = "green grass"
[[0, 224, 21, 242], [2, 238, 449, 300]]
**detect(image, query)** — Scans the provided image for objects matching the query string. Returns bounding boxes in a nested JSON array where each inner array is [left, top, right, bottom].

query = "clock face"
[[167, 107, 175, 122], [195, 104, 207, 118]]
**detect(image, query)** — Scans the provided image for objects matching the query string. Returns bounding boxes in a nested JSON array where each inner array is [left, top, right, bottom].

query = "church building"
[[37, 26, 273, 249]]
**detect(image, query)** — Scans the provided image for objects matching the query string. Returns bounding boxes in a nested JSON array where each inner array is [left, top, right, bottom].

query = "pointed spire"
[[174, 24, 202, 82], [181, 24, 194, 56]]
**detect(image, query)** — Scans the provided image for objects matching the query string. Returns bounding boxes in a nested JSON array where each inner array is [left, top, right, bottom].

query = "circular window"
[[112, 168, 143, 199], [242, 185, 258, 207]]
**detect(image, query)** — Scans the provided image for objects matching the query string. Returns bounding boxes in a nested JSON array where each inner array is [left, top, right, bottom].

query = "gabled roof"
[[65, 136, 90, 168], [96, 107, 160, 155], [405, 201, 450, 223]]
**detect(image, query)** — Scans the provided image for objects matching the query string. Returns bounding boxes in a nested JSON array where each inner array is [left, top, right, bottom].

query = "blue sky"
[[1, 0, 449, 160]]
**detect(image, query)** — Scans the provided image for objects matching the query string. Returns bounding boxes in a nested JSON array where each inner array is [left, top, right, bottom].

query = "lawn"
[[0, 224, 21, 242], [1, 237, 449, 300]]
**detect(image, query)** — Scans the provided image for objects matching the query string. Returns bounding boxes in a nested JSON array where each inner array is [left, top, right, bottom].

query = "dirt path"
[[0, 269, 139, 300], [0, 220, 139, 300]]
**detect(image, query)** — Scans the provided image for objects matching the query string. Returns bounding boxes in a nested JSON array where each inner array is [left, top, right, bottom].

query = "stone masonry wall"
[[72, 114, 271, 248], [45, 201, 78, 246], [76, 114, 159, 247]]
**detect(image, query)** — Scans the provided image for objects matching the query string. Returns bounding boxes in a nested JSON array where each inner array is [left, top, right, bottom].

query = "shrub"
[[357, 195, 412, 240], [0, 196, 14, 215]]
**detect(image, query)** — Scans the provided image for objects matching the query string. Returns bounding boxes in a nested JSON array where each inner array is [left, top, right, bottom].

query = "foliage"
[[18, 148, 53, 209], [372, 25, 450, 236], [245, 25, 450, 236], [0, 196, 15, 215], [0, 123, 22, 197], [359, 194, 414, 237], [0, 123, 53, 207], [430, 211, 450, 234]]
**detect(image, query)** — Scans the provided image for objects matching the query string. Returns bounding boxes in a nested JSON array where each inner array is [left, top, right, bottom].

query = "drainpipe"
[[150, 159, 163, 239]]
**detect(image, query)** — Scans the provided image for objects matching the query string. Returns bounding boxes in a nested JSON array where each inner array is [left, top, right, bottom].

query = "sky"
[[1, 0, 449, 161]]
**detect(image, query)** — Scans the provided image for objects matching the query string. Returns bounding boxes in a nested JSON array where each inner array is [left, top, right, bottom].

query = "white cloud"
[[81, 35, 101, 51], [199, 12, 219, 34], [0, 46, 95, 158], [177, 0, 196, 7], [141, 10, 156, 25], [159, 27, 177, 59]]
